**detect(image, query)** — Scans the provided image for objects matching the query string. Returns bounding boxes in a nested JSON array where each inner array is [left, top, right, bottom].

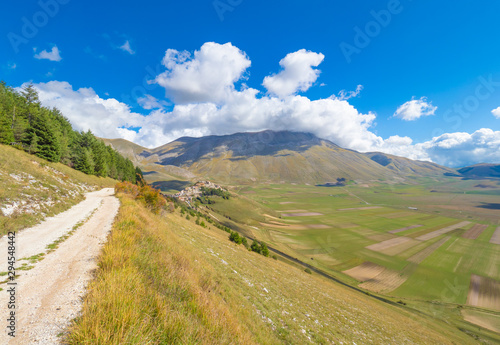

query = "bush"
[[242, 237, 249, 249], [304, 268, 312, 274], [261, 242, 270, 257], [136, 185, 166, 214], [116, 182, 167, 214], [115, 181, 139, 198], [229, 231, 243, 244], [250, 240, 261, 254]]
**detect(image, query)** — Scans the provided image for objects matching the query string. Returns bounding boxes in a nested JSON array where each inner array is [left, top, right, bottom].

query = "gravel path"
[[0, 188, 119, 344]]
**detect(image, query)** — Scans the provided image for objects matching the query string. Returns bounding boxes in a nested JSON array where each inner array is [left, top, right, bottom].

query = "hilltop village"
[[174, 181, 227, 203]]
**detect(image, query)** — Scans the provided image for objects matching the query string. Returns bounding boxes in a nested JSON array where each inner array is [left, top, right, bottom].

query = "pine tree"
[[28, 132, 39, 154], [0, 105, 14, 144], [28, 113, 61, 162]]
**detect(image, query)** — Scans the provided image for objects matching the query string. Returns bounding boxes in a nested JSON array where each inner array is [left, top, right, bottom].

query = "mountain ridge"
[[101, 130, 456, 185]]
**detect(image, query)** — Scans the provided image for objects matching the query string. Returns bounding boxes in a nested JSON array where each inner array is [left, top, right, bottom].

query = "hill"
[[0, 144, 116, 236], [457, 163, 500, 179], [102, 131, 455, 186]]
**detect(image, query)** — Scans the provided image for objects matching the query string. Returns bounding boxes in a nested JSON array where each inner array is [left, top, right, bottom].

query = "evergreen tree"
[[0, 105, 14, 144], [27, 113, 61, 162]]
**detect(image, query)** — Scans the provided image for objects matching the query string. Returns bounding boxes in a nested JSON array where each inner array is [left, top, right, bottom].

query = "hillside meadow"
[[66, 190, 495, 344], [0, 144, 117, 236]]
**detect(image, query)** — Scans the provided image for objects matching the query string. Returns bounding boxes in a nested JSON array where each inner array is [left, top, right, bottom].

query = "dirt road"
[[1, 188, 119, 344]]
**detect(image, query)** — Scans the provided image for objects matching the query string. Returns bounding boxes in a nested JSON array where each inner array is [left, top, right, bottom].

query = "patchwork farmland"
[[208, 181, 500, 337]]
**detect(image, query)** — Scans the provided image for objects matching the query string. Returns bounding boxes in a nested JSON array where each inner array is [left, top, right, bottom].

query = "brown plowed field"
[[365, 236, 412, 252], [462, 224, 488, 240], [359, 269, 408, 294], [490, 227, 500, 245], [343, 262, 386, 282], [466, 275, 500, 311]]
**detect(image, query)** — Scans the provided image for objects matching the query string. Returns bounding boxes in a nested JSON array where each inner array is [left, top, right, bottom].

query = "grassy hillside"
[[0, 144, 116, 236], [66, 192, 488, 344]]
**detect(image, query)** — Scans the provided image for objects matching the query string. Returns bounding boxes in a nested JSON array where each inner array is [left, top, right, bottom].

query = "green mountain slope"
[[103, 131, 455, 185]]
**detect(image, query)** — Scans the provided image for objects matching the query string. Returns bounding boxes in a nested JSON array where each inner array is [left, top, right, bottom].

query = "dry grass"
[[66, 195, 479, 344], [66, 195, 261, 344]]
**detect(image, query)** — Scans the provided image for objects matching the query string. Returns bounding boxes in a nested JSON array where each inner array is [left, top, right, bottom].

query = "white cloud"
[[420, 129, 500, 167], [8, 63, 17, 69], [26, 43, 500, 167], [34, 46, 62, 62], [393, 97, 437, 121], [263, 49, 324, 98], [492, 107, 500, 119], [137, 94, 168, 110], [332, 85, 363, 101], [26, 81, 166, 148], [154, 42, 251, 104], [119, 40, 135, 55]]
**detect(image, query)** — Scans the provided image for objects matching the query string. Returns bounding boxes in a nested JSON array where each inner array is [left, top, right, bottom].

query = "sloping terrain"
[[0, 144, 116, 236], [457, 164, 500, 179], [67, 193, 482, 344], [103, 130, 455, 185]]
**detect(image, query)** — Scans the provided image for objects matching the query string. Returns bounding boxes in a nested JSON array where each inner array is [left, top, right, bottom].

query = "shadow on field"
[[477, 203, 500, 210], [152, 180, 191, 192]]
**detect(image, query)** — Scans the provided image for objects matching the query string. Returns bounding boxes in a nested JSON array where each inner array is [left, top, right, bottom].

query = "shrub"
[[136, 185, 166, 214], [250, 240, 261, 254], [242, 237, 249, 249], [229, 231, 243, 245], [304, 268, 312, 274], [261, 242, 270, 257], [115, 181, 139, 198], [116, 182, 166, 214]]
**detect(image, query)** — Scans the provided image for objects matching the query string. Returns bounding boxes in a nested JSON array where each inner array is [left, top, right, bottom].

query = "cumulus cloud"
[[263, 49, 324, 98], [34, 46, 62, 62], [27, 43, 500, 167], [26, 81, 166, 147], [492, 107, 500, 119], [393, 97, 437, 121], [154, 42, 251, 104], [420, 129, 500, 167], [119, 40, 135, 55]]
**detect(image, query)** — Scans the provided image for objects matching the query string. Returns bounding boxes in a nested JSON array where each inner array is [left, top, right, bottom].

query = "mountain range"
[[101, 130, 461, 186]]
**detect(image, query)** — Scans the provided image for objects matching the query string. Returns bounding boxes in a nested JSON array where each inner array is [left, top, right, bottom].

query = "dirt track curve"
[[0, 188, 119, 344]]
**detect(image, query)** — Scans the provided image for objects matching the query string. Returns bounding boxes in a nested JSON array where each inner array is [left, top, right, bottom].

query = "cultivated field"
[[467, 275, 500, 311], [205, 179, 500, 338], [491, 227, 500, 245]]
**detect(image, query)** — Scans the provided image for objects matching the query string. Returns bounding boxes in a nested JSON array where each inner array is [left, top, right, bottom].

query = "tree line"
[[0, 82, 138, 182]]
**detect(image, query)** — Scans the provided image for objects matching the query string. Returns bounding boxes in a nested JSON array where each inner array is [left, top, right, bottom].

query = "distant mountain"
[[102, 131, 456, 185], [456, 164, 500, 179]]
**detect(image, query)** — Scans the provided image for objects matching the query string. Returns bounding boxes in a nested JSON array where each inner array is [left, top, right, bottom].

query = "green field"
[[203, 179, 500, 336]]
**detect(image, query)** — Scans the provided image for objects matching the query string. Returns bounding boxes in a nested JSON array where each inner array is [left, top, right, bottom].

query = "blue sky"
[[1, 0, 500, 167]]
